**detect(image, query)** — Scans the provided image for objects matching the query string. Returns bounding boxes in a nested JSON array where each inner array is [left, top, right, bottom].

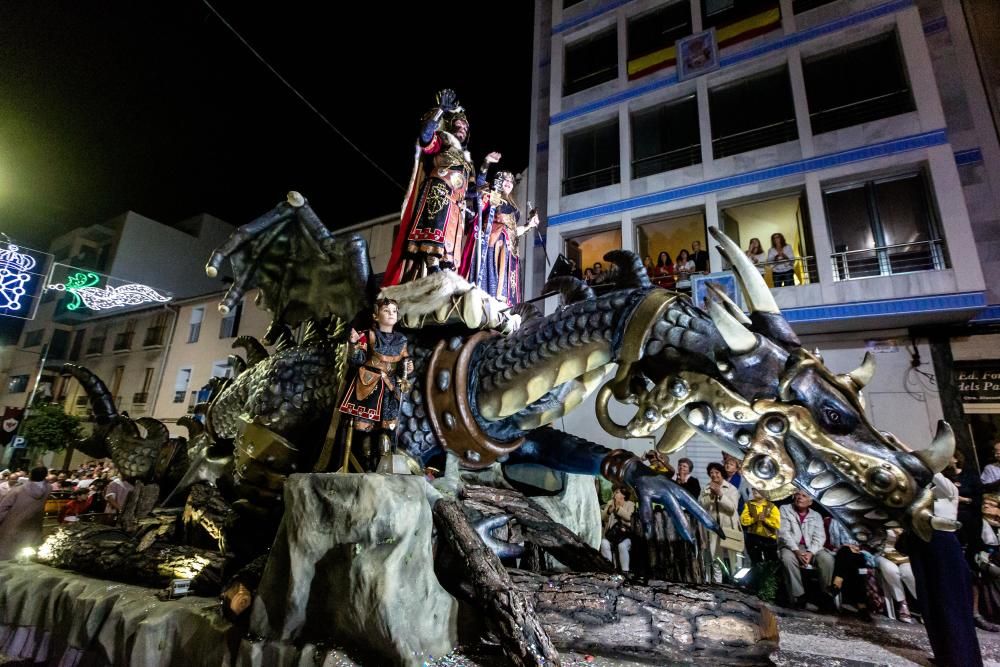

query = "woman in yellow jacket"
[[741, 487, 780, 563]]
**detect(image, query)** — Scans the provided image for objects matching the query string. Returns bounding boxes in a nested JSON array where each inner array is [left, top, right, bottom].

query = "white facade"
[[521, 0, 1000, 481]]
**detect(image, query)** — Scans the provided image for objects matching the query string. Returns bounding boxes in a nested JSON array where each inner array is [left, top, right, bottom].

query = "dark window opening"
[[563, 120, 621, 195], [793, 0, 838, 14], [804, 33, 915, 135], [702, 0, 778, 30], [631, 96, 701, 178], [48, 329, 70, 360], [564, 28, 618, 95], [628, 3, 692, 65], [824, 172, 947, 280], [709, 67, 797, 158]]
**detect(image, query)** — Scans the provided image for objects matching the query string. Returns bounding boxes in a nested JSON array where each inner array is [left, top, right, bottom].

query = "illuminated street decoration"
[[0, 241, 51, 320], [48, 271, 171, 311], [0, 244, 37, 312]]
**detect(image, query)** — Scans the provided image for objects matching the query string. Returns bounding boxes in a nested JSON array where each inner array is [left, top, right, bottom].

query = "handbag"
[[606, 520, 632, 545], [719, 525, 745, 552]]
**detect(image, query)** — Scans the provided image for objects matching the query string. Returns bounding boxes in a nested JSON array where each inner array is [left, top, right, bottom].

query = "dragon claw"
[[630, 470, 720, 544], [473, 514, 524, 559]]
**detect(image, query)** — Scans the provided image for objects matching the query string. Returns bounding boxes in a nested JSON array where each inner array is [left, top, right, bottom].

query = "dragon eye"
[[824, 408, 841, 424]]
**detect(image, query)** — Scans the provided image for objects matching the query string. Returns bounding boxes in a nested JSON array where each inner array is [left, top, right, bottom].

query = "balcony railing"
[[562, 165, 621, 196], [831, 240, 947, 282], [632, 143, 701, 179], [652, 256, 820, 291], [174, 390, 187, 403], [143, 326, 166, 348], [132, 392, 149, 405], [113, 332, 133, 352], [75, 395, 89, 407], [810, 89, 913, 135], [712, 118, 797, 159], [85, 338, 106, 356]]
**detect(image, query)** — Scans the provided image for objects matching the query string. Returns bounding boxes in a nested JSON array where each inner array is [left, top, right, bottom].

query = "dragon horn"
[[707, 298, 756, 354], [708, 227, 778, 315], [914, 421, 956, 474]]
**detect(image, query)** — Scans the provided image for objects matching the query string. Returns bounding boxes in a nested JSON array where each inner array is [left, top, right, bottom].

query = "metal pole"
[[3, 343, 49, 467]]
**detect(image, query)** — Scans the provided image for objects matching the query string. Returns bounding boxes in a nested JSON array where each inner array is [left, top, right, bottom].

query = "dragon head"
[[593, 227, 954, 545]]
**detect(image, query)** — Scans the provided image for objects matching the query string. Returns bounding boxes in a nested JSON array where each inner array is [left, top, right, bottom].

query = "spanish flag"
[[627, 6, 782, 80]]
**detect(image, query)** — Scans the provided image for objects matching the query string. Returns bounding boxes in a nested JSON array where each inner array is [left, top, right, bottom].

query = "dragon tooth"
[[820, 484, 859, 507]]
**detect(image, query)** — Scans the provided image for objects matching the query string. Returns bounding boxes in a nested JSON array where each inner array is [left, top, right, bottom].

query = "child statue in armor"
[[339, 298, 413, 470]]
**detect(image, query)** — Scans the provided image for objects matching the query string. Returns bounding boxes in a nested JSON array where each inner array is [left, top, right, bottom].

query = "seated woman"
[[877, 527, 916, 623], [600, 487, 635, 572], [826, 517, 875, 621]]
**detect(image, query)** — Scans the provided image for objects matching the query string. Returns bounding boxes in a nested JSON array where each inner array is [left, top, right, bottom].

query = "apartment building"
[[522, 0, 1000, 474]]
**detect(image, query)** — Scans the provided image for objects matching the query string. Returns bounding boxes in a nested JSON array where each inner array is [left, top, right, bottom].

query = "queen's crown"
[[0, 245, 37, 273]]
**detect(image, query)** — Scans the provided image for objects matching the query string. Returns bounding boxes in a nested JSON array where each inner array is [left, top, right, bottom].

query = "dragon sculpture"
[[59, 191, 956, 594]]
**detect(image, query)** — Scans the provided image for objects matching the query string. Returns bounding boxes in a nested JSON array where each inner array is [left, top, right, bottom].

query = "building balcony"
[[562, 165, 620, 197], [831, 240, 948, 282]]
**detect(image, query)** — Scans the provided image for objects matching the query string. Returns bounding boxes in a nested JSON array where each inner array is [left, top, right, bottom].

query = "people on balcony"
[[745, 237, 766, 275], [674, 249, 696, 291], [654, 251, 675, 289], [691, 240, 710, 273], [768, 233, 796, 287]]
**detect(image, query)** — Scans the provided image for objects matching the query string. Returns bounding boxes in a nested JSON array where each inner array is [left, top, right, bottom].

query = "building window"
[[804, 33, 914, 135], [188, 306, 204, 343], [709, 66, 797, 158], [636, 211, 707, 289], [49, 329, 70, 360], [211, 360, 234, 380], [563, 120, 621, 195], [564, 28, 618, 96], [219, 303, 242, 339], [627, 2, 692, 79], [69, 329, 85, 362], [110, 366, 125, 401], [143, 312, 169, 347], [7, 375, 28, 394], [824, 172, 947, 280], [631, 96, 701, 178], [113, 331, 134, 352], [564, 0, 587, 7], [133, 367, 154, 405], [719, 192, 818, 287], [701, 0, 781, 48], [23, 330, 44, 348], [86, 335, 106, 356], [174, 368, 192, 403], [792, 0, 838, 14], [565, 227, 623, 286]]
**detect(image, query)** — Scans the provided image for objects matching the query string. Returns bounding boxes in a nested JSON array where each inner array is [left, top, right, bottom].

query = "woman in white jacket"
[[699, 461, 744, 583]]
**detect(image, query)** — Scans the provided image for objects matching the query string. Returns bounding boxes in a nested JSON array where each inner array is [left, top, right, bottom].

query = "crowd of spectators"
[[594, 448, 949, 632], [1, 460, 128, 509]]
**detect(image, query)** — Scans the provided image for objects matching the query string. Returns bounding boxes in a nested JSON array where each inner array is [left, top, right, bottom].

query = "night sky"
[[0, 1, 536, 250]]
